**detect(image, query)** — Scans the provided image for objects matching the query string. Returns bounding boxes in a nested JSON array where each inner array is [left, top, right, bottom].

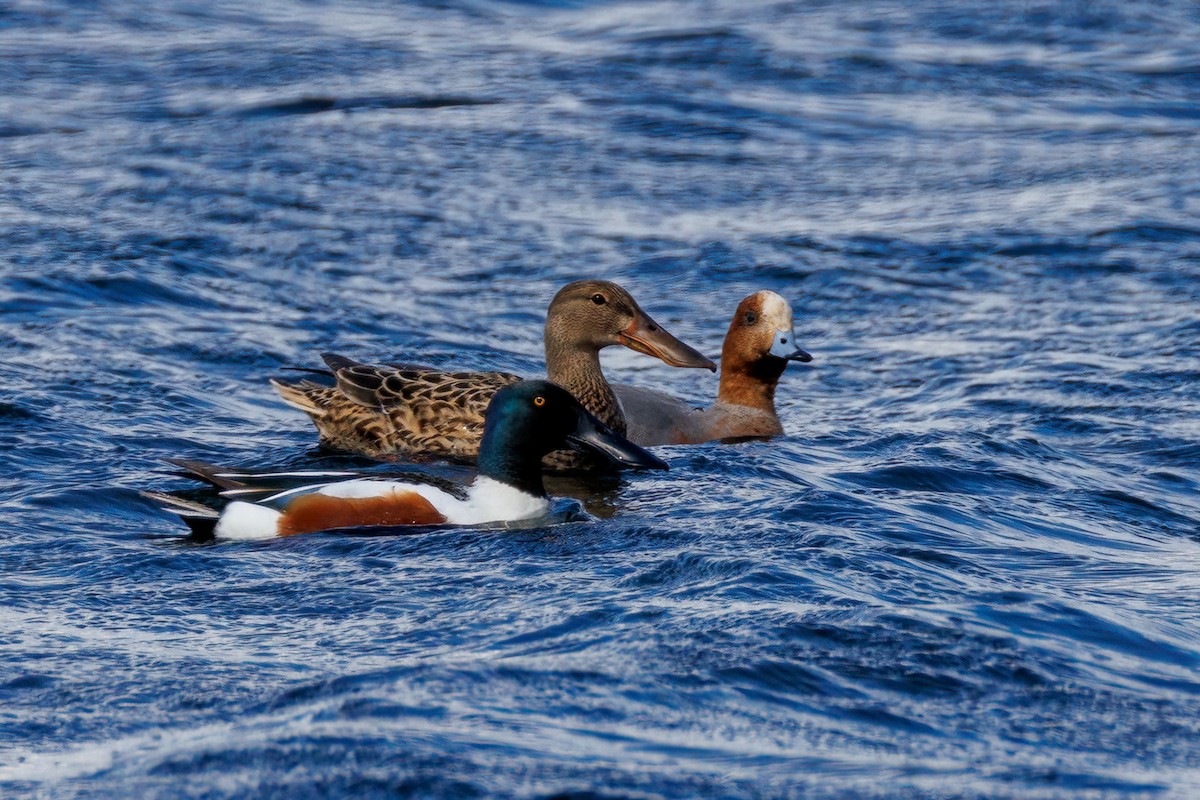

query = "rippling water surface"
[[3, 1, 1200, 797]]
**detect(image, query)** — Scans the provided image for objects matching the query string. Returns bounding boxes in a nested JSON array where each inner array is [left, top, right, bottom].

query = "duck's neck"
[[544, 343, 626, 435], [476, 439, 547, 500], [717, 352, 786, 413]]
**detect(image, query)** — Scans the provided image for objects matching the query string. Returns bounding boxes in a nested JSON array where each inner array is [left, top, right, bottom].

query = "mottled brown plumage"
[[272, 362, 522, 460], [272, 280, 716, 471]]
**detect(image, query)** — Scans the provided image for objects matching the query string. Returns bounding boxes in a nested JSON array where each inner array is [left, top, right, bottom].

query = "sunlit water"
[[3, 1, 1200, 797]]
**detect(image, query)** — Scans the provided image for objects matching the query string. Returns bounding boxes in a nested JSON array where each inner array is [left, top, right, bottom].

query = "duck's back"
[[613, 384, 707, 446], [615, 385, 785, 445], [272, 360, 522, 460]]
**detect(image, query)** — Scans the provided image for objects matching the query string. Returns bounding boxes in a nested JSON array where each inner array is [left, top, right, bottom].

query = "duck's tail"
[[141, 491, 220, 539], [269, 378, 328, 417], [143, 492, 282, 541]]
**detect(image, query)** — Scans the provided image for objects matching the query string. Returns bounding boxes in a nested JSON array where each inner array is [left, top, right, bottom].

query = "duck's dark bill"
[[567, 413, 669, 471], [787, 348, 813, 363]]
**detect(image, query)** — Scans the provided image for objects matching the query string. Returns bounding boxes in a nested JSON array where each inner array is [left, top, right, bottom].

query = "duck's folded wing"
[[141, 491, 221, 539], [322, 352, 522, 415], [612, 384, 704, 447], [167, 457, 471, 501], [166, 458, 362, 499], [322, 353, 403, 408]]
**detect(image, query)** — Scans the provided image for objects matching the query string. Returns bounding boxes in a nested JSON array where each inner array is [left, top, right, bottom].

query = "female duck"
[[614, 291, 812, 446], [152, 381, 667, 540], [272, 280, 714, 465]]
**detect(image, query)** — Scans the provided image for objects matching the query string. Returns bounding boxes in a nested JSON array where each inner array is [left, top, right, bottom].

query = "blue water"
[[3, 0, 1200, 796]]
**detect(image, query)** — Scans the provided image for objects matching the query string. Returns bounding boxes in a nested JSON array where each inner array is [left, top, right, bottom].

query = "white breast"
[[451, 477, 550, 525]]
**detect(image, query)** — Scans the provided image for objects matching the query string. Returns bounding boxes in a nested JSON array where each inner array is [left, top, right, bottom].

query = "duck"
[[271, 280, 715, 468], [148, 380, 668, 540], [613, 291, 812, 446]]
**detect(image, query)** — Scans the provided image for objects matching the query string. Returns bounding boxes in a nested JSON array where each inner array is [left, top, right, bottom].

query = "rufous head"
[[717, 291, 812, 409], [723, 291, 811, 366]]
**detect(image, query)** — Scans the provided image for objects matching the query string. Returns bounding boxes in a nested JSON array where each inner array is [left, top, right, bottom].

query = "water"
[[3, 0, 1200, 796]]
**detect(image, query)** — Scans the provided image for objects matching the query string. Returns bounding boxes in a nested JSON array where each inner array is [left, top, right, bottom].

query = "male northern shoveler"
[[149, 380, 667, 539], [613, 291, 813, 445], [270, 280, 715, 469]]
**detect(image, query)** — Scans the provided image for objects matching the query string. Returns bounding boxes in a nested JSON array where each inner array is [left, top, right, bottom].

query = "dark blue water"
[[3, 1, 1200, 796]]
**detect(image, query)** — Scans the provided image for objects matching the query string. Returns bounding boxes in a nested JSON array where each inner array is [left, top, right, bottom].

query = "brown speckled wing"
[[281, 355, 524, 460], [330, 362, 391, 408]]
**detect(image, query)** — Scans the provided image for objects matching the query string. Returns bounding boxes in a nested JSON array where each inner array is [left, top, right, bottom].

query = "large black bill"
[[567, 411, 669, 471], [788, 348, 813, 363]]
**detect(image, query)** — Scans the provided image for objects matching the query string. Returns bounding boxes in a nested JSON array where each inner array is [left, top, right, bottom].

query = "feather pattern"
[[151, 380, 666, 539], [270, 280, 714, 468], [272, 355, 523, 460]]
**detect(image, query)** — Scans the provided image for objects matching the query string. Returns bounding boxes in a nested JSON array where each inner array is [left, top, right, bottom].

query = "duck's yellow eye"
[[533, 396, 546, 407]]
